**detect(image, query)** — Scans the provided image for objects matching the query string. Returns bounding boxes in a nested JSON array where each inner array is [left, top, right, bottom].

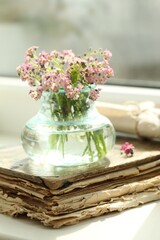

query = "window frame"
[[100, 83, 160, 105], [1, 76, 160, 104], [0, 76, 160, 136]]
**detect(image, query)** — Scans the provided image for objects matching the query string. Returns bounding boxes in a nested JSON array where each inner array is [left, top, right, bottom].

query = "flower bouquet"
[[17, 47, 115, 166]]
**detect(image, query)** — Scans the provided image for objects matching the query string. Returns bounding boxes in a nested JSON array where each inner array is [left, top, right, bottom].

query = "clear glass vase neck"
[[39, 91, 97, 122]]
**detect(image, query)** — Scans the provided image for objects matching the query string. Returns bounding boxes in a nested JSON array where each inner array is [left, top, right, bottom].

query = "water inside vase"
[[22, 124, 115, 167]]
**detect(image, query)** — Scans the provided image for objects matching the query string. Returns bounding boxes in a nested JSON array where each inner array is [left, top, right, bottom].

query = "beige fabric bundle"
[[96, 101, 160, 139]]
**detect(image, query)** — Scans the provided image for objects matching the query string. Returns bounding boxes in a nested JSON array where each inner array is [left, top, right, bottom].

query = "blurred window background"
[[0, 0, 160, 88]]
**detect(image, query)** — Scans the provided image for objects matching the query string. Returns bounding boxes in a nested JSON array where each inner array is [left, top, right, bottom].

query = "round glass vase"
[[21, 90, 116, 167]]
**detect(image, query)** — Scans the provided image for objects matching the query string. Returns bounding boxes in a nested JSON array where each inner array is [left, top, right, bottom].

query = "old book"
[[0, 137, 160, 228]]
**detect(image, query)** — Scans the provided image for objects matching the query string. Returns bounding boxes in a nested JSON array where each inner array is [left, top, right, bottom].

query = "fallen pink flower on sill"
[[120, 142, 135, 157]]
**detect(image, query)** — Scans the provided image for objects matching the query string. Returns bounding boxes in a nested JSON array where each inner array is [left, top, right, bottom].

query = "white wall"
[[0, 0, 160, 82]]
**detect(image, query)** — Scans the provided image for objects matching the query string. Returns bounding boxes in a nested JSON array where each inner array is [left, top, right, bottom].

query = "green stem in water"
[[91, 132, 102, 159], [86, 132, 94, 161], [98, 130, 107, 154], [48, 92, 107, 162], [91, 130, 107, 159]]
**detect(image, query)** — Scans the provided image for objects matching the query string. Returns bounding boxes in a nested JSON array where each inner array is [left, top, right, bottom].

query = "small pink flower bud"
[[120, 142, 134, 157]]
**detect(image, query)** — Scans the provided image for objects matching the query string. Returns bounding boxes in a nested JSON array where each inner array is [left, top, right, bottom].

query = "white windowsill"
[[0, 76, 160, 136], [1, 77, 160, 103]]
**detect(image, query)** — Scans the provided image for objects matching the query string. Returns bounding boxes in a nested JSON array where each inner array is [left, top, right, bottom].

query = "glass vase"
[[21, 90, 116, 167]]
